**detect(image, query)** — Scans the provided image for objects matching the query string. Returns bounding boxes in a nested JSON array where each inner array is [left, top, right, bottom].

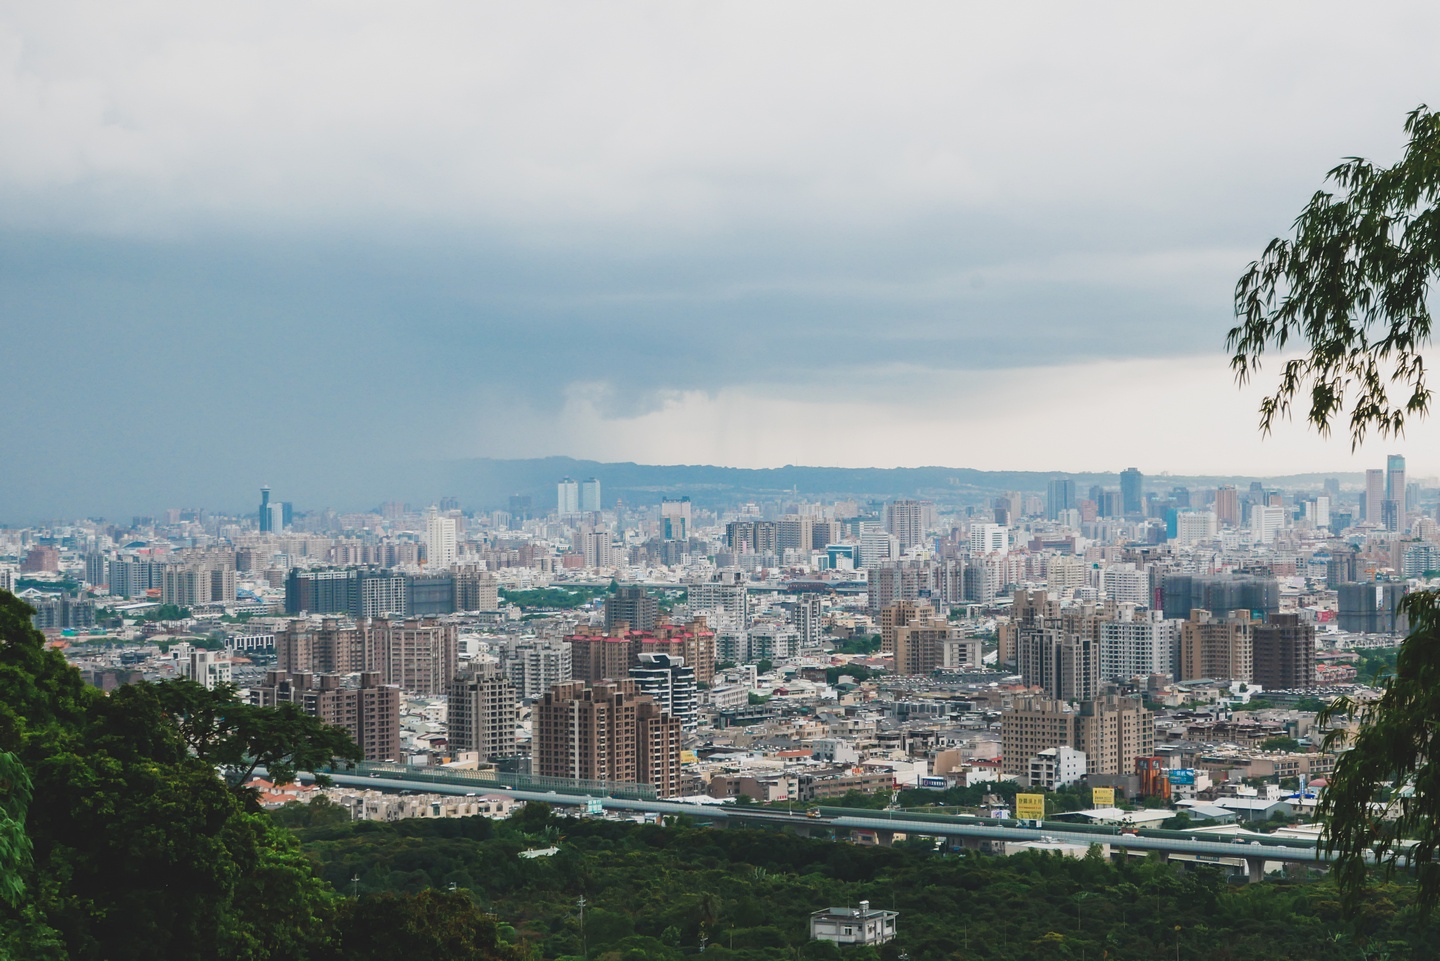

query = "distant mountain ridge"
[[440, 456, 1363, 512]]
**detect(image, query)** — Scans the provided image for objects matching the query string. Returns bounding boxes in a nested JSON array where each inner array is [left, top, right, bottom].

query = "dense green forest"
[[290, 809, 1434, 961], [0, 589, 523, 961]]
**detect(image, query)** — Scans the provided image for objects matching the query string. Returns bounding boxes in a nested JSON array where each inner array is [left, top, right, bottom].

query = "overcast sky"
[[5, 2, 1440, 518]]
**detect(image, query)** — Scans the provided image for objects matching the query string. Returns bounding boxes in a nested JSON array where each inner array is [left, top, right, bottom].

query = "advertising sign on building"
[[1167, 769, 1197, 786], [1014, 794, 1046, 820], [1091, 786, 1116, 807]]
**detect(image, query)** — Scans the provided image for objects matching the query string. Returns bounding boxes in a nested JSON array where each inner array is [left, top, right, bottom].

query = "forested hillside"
[[292, 810, 1434, 961]]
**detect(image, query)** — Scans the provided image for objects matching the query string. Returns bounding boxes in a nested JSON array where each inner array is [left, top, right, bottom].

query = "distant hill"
[[435, 457, 1364, 513]]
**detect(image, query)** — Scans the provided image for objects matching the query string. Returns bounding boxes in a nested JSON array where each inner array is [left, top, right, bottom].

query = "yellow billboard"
[[1092, 787, 1115, 807], [1014, 794, 1046, 820], [680, 751, 699, 765]]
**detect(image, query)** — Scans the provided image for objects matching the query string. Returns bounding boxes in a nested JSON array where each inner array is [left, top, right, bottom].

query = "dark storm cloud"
[[3, 2, 1440, 517]]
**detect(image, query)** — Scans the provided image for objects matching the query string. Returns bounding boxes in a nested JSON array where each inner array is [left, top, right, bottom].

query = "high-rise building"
[[660, 497, 692, 540], [1046, 478, 1076, 521], [581, 478, 602, 513], [498, 637, 573, 700], [84, 552, 108, 590], [968, 523, 1008, 556], [1173, 510, 1218, 546], [1119, 468, 1144, 516], [1251, 614, 1316, 690], [1160, 574, 1279, 621], [878, 599, 931, 655], [1383, 454, 1407, 531], [365, 617, 459, 695], [557, 477, 580, 515], [1017, 628, 1100, 702], [285, 569, 357, 616], [276, 617, 367, 674], [630, 652, 698, 731], [885, 499, 926, 553], [605, 585, 660, 633], [794, 595, 824, 647], [893, 616, 980, 675], [1250, 504, 1286, 544], [568, 620, 716, 685], [448, 668, 519, 761], [1214, 486, 1240, 527], [533, 679, 682, 797], [259, 486, 273, 533], [454, 566, 500, 612], [1178, 609, 1253, 682], [1365, 469, 1385, 525], [1001, 695, 1153, 777], [687, 570, 748, 631], [424, 507, 458, 569], [249, 670, 400, 763], [1099, 607, 1179, 680], [1337, 581, 1410, 634], [726, 521, 778, 554]]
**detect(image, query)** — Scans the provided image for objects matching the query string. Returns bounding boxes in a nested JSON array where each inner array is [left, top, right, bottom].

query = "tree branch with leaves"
[[1229, 104, 1440, 448]]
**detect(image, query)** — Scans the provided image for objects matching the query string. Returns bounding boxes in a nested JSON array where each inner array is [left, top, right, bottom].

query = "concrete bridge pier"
[[1246, 858, 1265, 884]]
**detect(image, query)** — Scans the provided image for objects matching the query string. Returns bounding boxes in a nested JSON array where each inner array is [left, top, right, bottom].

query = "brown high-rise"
[[275, 617, 366, 674], [1001, 694, 1153, 777], [879, 599, 931, 656], [1251, 614, 1316, 690], [365, 617, 459, 695], [1178, 609, 1253, 682], [533, 679, 682, 797], [248, 670, 400, 763]]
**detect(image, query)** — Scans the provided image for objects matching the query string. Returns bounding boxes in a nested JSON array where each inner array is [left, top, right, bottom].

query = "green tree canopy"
[[1319, 591, 1440, 910], [152, 679, 361, 791], [1230, 105, 1440, 446]]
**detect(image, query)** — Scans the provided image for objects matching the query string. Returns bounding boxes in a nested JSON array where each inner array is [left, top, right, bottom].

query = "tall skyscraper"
[[423, 506, 458, 568], [580, 477, 602, 513], [557, 477, 580, 514], [1046, 478, 1076, 521], [1119, 468, 1143, 516], [1385, 454, 1406, 531], [1365, 469, 1385, 525], [1386, 454, 1407, 504], [884, 499, 926, 553], [259, 486, 273, 533], [660, 497, 692, 540], [1213, 485, 1240, 527]]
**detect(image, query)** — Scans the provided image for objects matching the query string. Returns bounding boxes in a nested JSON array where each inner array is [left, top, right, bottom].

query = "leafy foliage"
[[1319, 589, 1440, 910], [0, 588, 517, 961], [1230, 105, 1440, 446], [152, 679, 361, 790]]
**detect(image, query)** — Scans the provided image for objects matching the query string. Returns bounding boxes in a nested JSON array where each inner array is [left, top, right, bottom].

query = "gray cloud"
[[3, 1, 1439, 518]]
